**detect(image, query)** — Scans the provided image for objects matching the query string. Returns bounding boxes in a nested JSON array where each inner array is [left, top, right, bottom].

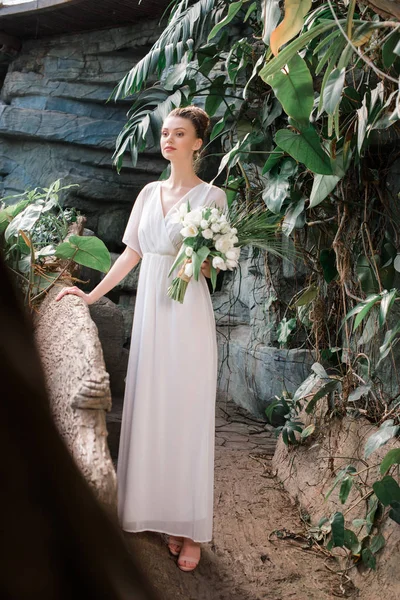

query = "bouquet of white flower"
[[167, 202, 240, 303]]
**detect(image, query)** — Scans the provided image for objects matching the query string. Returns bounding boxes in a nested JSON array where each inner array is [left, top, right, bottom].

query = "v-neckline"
[[158, 181, 207, 220]]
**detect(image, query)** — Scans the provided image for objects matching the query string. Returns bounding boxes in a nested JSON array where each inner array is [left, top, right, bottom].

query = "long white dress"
[[117, 180, 227, 543]]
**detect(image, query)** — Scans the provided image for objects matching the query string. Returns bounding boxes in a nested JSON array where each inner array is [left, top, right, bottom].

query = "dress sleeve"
[[207, 186, 228, 212], [122, 186, 148, 257]]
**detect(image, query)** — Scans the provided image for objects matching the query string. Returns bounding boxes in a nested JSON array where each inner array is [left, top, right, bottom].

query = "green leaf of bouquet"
[[193, 245, 210, 281], [266, 54, 313, 125], [275, 126, 333, 175], [55, 235, 111, 273]]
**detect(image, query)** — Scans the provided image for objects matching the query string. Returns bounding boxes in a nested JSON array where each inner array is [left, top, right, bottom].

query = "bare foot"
[[178, 539, 201, 572]]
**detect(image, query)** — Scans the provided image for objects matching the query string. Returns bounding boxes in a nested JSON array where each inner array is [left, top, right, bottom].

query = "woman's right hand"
[[55, 286, 95, 305]]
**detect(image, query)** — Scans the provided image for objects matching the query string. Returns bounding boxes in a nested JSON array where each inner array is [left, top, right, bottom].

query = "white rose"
[[211, 223, 221, 233], [200, 219, 209, 229], [185, 209, 202, 227], [210, 215, 218, 223], [220, 223, 230, 234], [184, 262, 194, 278], [231, 227, 237, 234], [232, 235, 239, 244], [226, 248, 240, 260], [211, 208, 219, 216], [219, 214, 227, 223], [180, 224, 198, 237], [202, 228, 214, 239], [215, 235, 234, 254], [185, 246, 193, 257], [212, 256, 227, 270], [226, 258, 238, 270]]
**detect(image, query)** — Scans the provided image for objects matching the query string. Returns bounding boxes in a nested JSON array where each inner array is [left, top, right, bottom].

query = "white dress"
[[117, 180, 227, 542]]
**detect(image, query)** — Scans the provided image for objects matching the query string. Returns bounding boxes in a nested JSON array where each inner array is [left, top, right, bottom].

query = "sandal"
[[167, 535, 183, 556], [177, 546, 201, 572]]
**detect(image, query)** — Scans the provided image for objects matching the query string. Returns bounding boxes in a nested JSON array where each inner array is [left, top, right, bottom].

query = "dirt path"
[[107, 396, 357, 600]]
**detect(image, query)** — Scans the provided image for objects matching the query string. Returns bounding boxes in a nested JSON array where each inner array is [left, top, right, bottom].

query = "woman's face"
[[160, 116, 202, 162]]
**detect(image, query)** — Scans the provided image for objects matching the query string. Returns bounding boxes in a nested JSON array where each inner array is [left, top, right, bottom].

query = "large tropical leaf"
[[55, 235, 111, 273], [270, 0, 312, 56], [364, 420, 400, 460], [113, 87, 186, 170], [208, 1, 244, 42], [265, 54, 313, 124], [275, 126, 333, 175]]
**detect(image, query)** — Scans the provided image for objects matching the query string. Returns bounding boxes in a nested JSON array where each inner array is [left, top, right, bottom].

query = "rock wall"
[[34, 285, 117, 510], [273, 408, 400, 599], [0, 20, 166, 251]]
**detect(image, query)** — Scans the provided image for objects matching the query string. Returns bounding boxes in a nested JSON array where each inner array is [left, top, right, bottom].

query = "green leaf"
[[373, 476, 400, 507], [265, 54, 313, 124], [275, 126, 333, 175], [301, 424, 315, 440], [353, 296, 381, 331], [365, 420, 400, 459], [343, 294, 380, 329], [210, 117, 226, 141], [244, 1, 257, 22], [389, 502, 400, 525], [277, 317, 296, 346], [260, 21, 339, 81], [362, 547, 376, 570], [262, 158, 297, 213], [292, 372, 318, 403], [378, 323, 400, 364], [208, 1, 243, 42], [305, 379, 340, 414], [319, 248, 337, 283], [282, 196, 305, 236], [382, 32, 400, 69], [331, 512, 345, 547], [370, 534, 385, 555], [262, 148, 285, 175], [193, 245, 210, 281], [379, 289, 397, 327], [344, 529, 361, 555], [293, 284, 318, 307], [204, 75, 225, 117], [210, 264, 217, 291], [339, 477, 354, 504], [309, 173, 340, 208], [322, 67, 346, 115], [325, 465, 357, 501], [366, 494, 379, 534], [55, 235, 111, 273], [5, 203, 44, 242], [380, 448, 400, 476]]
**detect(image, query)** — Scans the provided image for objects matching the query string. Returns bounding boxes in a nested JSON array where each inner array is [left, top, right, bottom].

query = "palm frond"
[[109, 0, 218, 101], [112, 86, 188, 170], [229, 203, 297, 262]]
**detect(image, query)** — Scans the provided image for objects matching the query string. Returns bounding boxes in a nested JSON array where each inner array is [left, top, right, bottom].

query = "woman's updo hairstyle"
[[167, 105, 210, 170]]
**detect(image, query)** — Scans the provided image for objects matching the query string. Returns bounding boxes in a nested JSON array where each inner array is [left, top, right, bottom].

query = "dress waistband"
[[143, 251, 176, 258]]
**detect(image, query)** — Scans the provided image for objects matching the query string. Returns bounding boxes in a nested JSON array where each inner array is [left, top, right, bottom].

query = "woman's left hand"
[[201, 259, 211, 278]]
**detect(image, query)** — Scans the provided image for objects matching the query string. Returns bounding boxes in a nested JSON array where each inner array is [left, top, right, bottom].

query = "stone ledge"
[[34, 285, 117, 511]]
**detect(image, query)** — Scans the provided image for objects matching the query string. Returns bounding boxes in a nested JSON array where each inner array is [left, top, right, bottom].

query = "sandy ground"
[[107, 396, 358, 600]]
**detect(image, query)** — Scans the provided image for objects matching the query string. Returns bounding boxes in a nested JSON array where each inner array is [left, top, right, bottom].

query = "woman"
[[56, 106, 227, 572]]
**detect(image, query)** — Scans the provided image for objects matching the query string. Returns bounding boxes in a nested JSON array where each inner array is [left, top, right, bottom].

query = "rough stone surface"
[[273, 408, 400, 600], [213, 245, 314, 418], [216, 324, 314, 419], [0, 21, 167, 251], [34, 286, 117, 510], [107, 394, 357, 599]]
